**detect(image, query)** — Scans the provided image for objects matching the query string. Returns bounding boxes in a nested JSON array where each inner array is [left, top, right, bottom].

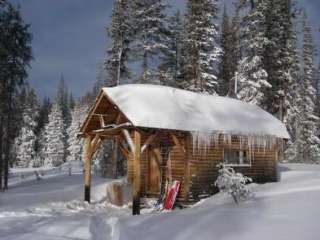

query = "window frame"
[[223, 148, 252, 167]]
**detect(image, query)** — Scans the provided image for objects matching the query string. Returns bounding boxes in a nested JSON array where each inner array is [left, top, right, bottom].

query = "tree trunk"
[[4, 89, 13, 190], [0, 115, 3, 190]]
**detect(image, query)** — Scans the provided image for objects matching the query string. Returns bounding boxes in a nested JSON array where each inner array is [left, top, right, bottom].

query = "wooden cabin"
[[79, 84, 289, 215]]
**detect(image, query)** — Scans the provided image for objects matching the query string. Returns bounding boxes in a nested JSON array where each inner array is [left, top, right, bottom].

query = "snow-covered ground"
[[1, 163, 320, 240]]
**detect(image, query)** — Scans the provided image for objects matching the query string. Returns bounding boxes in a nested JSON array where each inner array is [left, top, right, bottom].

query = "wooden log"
[[106, 182, 123, 206], [133, 130, 141, 215], [84, 136, 93, 203], [122, 129, 135, 153], [141, 132, 158, 154], [170, 133, 186, 154]]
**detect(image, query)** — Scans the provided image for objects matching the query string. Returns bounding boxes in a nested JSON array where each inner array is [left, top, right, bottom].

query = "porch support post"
[[84, 136, 93, 202], [133, 130, 141, 215], [112, 136, 119, 178]]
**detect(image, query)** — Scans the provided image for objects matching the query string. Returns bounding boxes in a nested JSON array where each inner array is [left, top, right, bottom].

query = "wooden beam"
[[98, 114, 106, 128], [91, 134, 100, 149], [170, 133, 186, 154], [141, 132, 159, 154], [80, 92, 104, 133], [122, 129, 135, 153], [132, 130, 141, 215], [84, 136, 93, 203]]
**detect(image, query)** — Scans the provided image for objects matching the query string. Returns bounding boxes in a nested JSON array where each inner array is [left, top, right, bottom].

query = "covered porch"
[[79, 89, 190, 215]]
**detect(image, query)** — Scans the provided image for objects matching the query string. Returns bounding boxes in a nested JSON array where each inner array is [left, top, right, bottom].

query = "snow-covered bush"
[[215, 163, 252, 203]]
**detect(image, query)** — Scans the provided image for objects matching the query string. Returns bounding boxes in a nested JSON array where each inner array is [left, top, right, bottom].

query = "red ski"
[[163, 180, 181, 210]]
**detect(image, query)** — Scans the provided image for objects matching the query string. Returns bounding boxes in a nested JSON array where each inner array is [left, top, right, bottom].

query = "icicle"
[[191, 131, 279, 156]]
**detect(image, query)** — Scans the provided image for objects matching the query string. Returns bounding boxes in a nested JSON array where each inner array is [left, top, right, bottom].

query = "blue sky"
[[10, 0, 320, 99]]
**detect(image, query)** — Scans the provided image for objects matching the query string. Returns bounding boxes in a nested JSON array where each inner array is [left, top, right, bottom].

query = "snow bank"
[[116, 163, 320, 240], [102, 84, 289, 139]]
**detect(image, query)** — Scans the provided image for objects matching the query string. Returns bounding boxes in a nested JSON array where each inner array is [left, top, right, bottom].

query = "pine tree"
[[0, 0, 32, 189], [13, 87, 39, 167], [235, 0, 271, 105], [55, 77, 71, 163], [56, 76, 71, 126], [105, 0, 132, 86], [219, 5, 235, 96], [158, 10, 183, 87], [43, 103, 65, 167], [294, 12, 320, 162], [131, 0, 167, 84], [262, 0, 294, 120], [179, 0, 221, 94], [284, 21, 302, 161], [226, 0, 244, 98], [67, 104, 88, 162], [34, 97, 51, 165]]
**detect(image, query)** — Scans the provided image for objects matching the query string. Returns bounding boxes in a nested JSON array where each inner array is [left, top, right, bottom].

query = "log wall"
[[126, 132, 279, 204]]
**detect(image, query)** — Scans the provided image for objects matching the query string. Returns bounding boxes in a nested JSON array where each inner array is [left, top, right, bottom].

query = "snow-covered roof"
[[102, 84, 290, 139]]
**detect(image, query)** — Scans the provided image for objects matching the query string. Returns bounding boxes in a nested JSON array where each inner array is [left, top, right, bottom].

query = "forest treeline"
[[1, 0, 320, 190]]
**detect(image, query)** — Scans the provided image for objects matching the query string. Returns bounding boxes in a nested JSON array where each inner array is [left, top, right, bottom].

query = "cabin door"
[[147, 151, 161, 195]]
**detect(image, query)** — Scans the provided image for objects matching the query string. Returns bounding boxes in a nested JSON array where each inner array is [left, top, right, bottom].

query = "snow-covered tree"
[[262, 0, 295, 119], [294, 12, 320, 162], [43, 103, 66, 167], [179, 0, 221, 94], [219, 5, 234, 96], [13, 88, 39, 168], [235, 0, 271, 105], [105, 0, 132, 86], [215, 163, 252, 204], [67, 104, 88, 162], [131, 0, 168, 84], [158, 10, 183, 87]]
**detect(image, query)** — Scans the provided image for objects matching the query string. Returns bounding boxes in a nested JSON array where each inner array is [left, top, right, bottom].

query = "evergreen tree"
[[262, 0, 294, 120], [34, 97, 51, 164], [226, 0, 244, 98], [131, 0, 167, 84], [13, 87, 39, 167], [55, 77, 72, 163], [179, 0, 221, 94], [284, 22, 302, 161], [43, 103, 65, 167], [158, 10, 183, 87], [0, 1, 32, 189], [69, 93, 75, 111], [105, 0, 132, 86], [56, 76, 71, 126], [67, 104, 88, 162], [235, 0, 271, 105], [219, 5, 235, 96], [294, 12, 320, 162]]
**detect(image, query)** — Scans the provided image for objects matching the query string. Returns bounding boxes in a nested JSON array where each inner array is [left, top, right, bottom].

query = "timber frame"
[[79, 89, 285, 215]]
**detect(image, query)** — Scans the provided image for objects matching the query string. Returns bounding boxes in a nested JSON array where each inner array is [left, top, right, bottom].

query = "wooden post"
[[132, 130, 141, 215], [112, 137, 119, 178], [84, 136, 93, 203]]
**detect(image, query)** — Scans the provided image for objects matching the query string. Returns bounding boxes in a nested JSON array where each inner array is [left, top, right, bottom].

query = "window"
[[224, 149, 251, 166]]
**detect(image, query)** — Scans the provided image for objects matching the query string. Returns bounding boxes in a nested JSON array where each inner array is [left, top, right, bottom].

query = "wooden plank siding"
[[126, 131, 279, 204]]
